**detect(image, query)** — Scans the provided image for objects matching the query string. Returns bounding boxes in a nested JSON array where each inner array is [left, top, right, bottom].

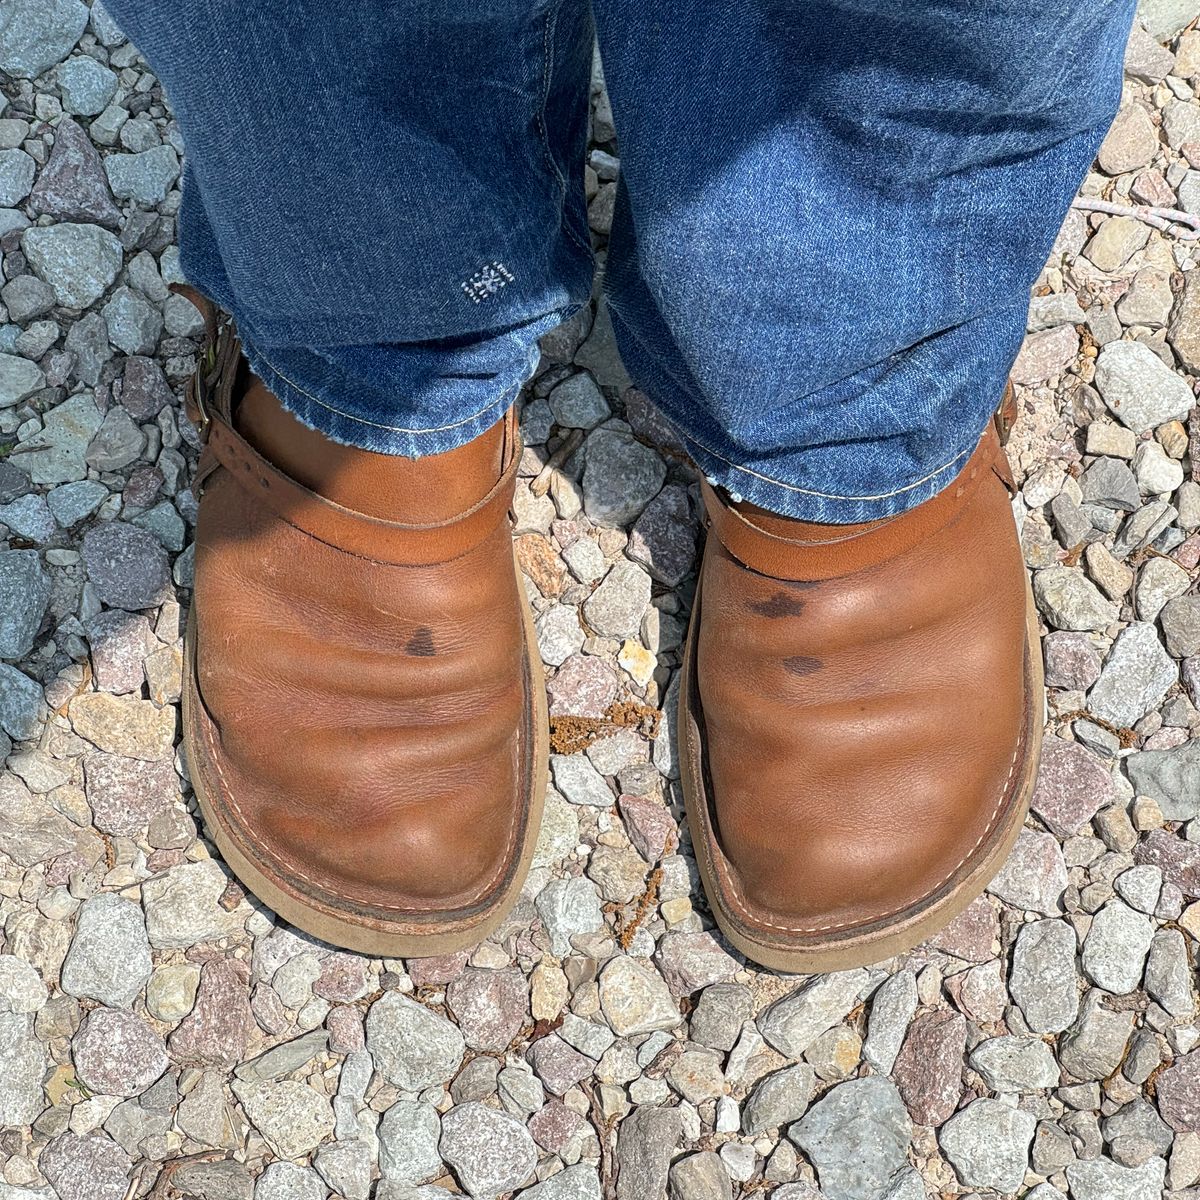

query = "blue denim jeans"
[[105, 0, 1135, 521]]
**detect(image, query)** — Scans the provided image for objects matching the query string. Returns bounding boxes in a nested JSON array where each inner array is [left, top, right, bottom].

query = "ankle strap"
[[172, 285, 521, 567], [701, 410, 1015, 582]]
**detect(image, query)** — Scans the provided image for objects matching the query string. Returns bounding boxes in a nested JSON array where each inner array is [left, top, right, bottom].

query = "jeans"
[[104, 0, 1135, 522]]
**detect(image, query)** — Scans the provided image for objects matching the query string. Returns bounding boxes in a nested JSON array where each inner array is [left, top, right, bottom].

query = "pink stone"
[[926, 895, 999, 962], [548, 653, 620, 719], [1158, 1049, 1200, 1131], [327, 1005, 365, 1053], [169, 959, 253, 1067], [1032, 738, 1115, 837], [406, 950, 469, 987], [654, 931, 738, 996], [84, 753, 177, 836], [892, 1009, 966, 1126], [618, 794, 679, 862], [446, 967, 529, 1052]]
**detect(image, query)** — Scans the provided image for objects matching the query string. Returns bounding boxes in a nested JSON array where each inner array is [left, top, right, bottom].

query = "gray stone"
[[0, 773, 77, 864], [1, 275, 54, 325], [582, 559, 651, 639], [938, 1098, 1036, 1193], [81, 521, 169, 609], [1113, 499, 1176, 557], [615, 1106, 681, 1200], [0, 150, 34, 207], [0, 354, 44, 409], [969, 1035, 1060, 1092], [0, 664, 45, 741], [1094, 341, 1196, 434], [0, 551, 50, 660], [232, 1079, 335, 1161], [171, 1161, 253, 1200], [1081, 899, 1154, 994], [549, 372, 610, 429], [1141, 0, 1200, 41], [64, 312, 113, 385], [440, 1101, 536, 1199], [0, 1012, 47, 1123], [1127, 740, 1200, 819], [1059, 990, 1135, 1081], [582, 427, 666, 525], [379, 1099, 442, 1185], [863, 970, 918, 1075], [85, 405, 145, 471], [598, 956, 682, 1036], [550, 754, 614, 808], [654, 930, 738, 995], [0, 495, 54, 544], [312, 1141, 370, 1200], [72, 1007, 168, 1097], [1033, 566, 1119, 632], [57, 56, 117, 116], [521, 1165, 602, 1200], [253, 1163, 327, 1200], [743, 1063, 816, 1134], [1089, 622, 1177, 728], [668, 1152, 732, 1200], [789, 1077, 912, 1200], [1146, 927, 1195, 1016], [689, 982, 753, 1052], [1162, 595, 1200, 658], [365, 991, 465, 1091], [61, 894, 152, 1009], [12, 392, 104, 484], [627, 485, 696, 586], [0, 0, 88, 78], [759, 969, 869, 1059], [1103, 1097, 1175, 1167], [1065, 1156, 1165, 1200], [101, 286, 163, 355], [141, 860, 249, 948], [1010, 918, 1079, 1033], [21, 222, 122, 308], [535, 876, 604, 955], [0, 955, 48, 1012], [1081, 456, 1141, 511], [104, 145, 181, 206]]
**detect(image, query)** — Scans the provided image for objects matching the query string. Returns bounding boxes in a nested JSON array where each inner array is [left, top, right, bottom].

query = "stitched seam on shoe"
[[191, 631, 525, 914], [715, 717, 1025, 934]]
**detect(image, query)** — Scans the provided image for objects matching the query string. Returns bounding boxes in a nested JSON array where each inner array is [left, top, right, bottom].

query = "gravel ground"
[[0, 4, 1199, 1200]]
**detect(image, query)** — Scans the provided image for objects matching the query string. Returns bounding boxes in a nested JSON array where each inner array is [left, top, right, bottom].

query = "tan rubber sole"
[[182, 549, 548, 957], [679, 569, 1045, 974]]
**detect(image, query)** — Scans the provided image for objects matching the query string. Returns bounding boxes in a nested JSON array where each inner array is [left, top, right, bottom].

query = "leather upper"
[[179, 288, 534, 924], [691, 419, 1033, 937]]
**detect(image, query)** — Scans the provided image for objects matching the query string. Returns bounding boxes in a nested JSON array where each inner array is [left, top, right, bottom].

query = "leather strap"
[[171, 284, 520, 568], [702, 417, 1015, 583]]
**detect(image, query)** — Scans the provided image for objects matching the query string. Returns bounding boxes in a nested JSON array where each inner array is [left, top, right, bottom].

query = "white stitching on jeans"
[[251, 344, 519, 436], [683, 426, 978, 502]]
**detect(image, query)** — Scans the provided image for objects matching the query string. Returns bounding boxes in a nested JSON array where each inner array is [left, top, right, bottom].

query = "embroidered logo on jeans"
[[461, 261, 515, 304]]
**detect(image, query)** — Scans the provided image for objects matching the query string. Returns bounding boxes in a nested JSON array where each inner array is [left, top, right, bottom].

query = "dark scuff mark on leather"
[[783, 654, 821, 676], [405, 627, 435, 656], [749, 590, 807, 617]]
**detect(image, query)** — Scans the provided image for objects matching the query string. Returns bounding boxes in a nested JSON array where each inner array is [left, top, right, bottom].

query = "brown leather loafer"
[[175, 288, 546, 955], [680, 395, 1043, 972]]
